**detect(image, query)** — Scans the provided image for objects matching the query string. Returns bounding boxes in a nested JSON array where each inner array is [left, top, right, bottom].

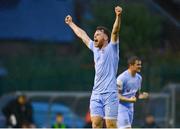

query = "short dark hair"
[[96, 26, 111, 42], [128, 56, 141, 66]]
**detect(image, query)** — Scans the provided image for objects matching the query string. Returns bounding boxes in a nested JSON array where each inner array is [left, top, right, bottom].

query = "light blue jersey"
[[117, 70, 142, 128], [89, 40, 119, 94], [117, 70, 142, 107], [89, 40, 119, 119]]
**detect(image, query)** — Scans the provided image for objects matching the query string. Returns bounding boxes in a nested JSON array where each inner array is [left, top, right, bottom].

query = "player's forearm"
[[112, 15, 121, 35], [68, 22, 86, 39], [119, 95, 136, 103]]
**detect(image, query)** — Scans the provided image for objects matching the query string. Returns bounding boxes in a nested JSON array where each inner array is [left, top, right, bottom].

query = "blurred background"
[[0, 0, 179, 128]]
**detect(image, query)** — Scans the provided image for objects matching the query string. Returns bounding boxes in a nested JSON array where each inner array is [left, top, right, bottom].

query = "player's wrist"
[[116, 13, 121, 17], [68, 22, 74, 26]]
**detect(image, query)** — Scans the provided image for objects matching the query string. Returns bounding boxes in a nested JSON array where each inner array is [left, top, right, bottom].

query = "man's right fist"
[[65, 15, 72, 24]]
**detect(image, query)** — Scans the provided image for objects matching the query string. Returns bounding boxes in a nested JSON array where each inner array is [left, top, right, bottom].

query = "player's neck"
[[99, 41, 108, 49], [128, 69, 136, 77]]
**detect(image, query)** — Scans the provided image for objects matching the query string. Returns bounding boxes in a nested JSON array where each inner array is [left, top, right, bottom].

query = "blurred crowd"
[[1, 94, 69, 128], [2, 94, 35, 128], [1, 94, 159, 128]]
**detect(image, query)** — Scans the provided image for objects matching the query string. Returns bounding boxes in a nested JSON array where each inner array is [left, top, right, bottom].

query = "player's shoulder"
[[136, 73, 142, 80], [110, 38, 119, 44], [117, 70, 128, 79], [88, 40, 94, 49], [107, 41, 119, 49]]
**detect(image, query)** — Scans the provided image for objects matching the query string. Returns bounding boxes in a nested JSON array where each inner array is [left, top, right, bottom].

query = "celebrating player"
[[117, 56, 149, 128], [65, 6, 122, 128]]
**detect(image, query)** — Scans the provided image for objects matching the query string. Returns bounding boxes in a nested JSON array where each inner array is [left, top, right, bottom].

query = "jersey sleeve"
[[88, 40, 94, 51], [109, 40, 119, 55], [117, 74, 125, 91], [110, 38, 119, 44]]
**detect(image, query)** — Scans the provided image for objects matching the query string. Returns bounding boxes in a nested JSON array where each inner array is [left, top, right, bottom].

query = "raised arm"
[[111, 6, 122, 43], [65, 15, 91, 47]]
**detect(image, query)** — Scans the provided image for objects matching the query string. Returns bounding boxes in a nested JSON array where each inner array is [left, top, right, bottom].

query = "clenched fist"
[[139, 92, 149, 99], [115, 6, 122, 16], [65, 15, 73, 24]]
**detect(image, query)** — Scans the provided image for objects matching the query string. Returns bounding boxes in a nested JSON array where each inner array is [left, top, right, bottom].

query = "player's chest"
[[94, 49, 108, 64], [125, 78, 141, 90]]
